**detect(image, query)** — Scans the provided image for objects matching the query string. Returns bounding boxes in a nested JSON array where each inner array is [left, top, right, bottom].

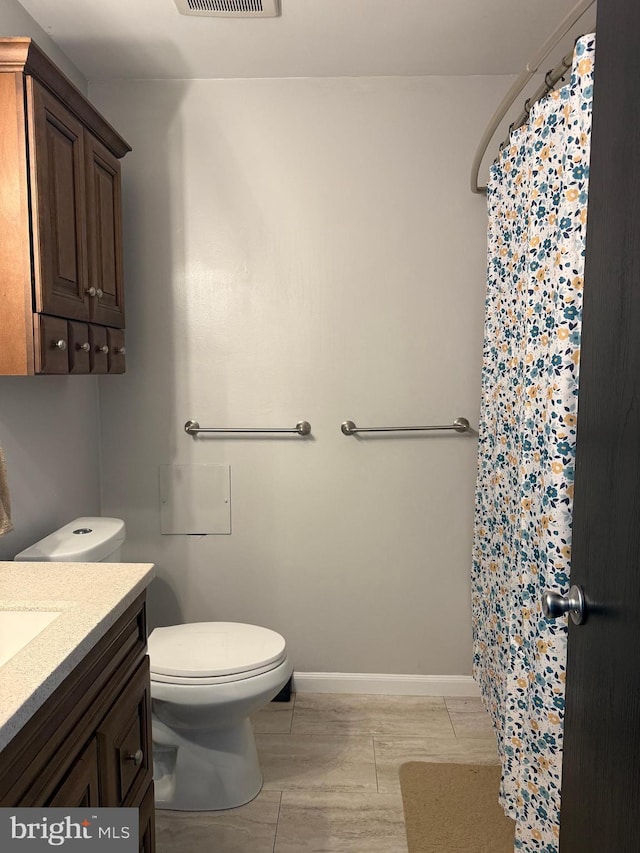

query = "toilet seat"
[[148, 622, 287, 686]]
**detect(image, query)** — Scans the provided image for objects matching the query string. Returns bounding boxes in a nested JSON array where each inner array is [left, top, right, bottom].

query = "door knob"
[[542, 584, 586, 625]]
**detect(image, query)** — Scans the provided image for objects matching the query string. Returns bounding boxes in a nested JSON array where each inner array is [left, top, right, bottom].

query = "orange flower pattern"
[[472, 35, 595, 853]]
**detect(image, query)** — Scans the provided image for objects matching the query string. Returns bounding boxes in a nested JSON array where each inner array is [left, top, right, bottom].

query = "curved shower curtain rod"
[[470, 0, 596, 195]]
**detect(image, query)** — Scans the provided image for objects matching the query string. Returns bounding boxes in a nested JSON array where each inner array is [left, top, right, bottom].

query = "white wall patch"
[[159, 464, 231, 534]]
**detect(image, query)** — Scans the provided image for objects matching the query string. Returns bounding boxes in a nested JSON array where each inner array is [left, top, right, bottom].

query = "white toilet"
[[14, 517, 293, 811], [149, 621, 291, 810]]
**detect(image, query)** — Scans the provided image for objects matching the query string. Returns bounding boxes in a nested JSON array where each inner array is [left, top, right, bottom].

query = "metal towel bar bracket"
[[185, 420, 311, 436], [340, 417, 470, 436]]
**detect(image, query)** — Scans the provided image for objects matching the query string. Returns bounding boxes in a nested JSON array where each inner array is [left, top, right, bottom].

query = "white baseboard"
[[291, 672, 480, 697]]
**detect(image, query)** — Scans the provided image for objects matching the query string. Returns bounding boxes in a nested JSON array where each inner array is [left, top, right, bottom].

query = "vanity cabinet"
[[0, 37, 130, 375], [0, 594, 156, 852]]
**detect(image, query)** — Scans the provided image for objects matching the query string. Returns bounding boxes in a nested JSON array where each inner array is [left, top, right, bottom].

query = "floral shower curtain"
[[472, 34, 595, 853]]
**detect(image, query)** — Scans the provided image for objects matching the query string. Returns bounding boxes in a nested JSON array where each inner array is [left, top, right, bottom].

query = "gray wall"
[[92, 75, 504, 676], [0, 1, 100, 561], [0, 1, 509, 677], [0, 0, 86, 91]]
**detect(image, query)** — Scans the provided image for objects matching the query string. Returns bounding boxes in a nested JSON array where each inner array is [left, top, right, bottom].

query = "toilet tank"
[[14, 517, 126, 562]]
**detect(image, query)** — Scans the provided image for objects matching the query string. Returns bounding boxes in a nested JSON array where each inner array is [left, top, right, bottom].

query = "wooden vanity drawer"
[[97, 657, 152, 807]]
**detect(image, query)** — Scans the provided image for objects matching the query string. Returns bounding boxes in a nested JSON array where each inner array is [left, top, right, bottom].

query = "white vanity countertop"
[[0, 561, 155, 752]]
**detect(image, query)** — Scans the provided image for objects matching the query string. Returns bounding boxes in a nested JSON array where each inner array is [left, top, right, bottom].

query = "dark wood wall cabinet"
[[0, 594, 155, 852], [0, 37, 130, 375]]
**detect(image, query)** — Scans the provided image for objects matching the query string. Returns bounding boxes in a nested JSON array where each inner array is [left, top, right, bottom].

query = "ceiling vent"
[[174, 0, 281, 16]]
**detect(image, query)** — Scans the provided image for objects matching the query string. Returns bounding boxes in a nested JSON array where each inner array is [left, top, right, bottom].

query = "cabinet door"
[[27, 79, 89, 321], [85, 132, 125, 328], [47, 738, 100, 808], [97, 658, 152, 807]]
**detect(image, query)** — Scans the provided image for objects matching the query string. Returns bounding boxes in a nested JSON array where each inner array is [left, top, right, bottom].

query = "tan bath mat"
[[399, 762, 514, 853]]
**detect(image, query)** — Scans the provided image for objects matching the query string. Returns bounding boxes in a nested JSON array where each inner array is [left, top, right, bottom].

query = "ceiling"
[[17, 0, 596, 81]]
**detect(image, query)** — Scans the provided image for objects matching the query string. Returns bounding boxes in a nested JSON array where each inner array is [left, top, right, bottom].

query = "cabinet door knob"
[[86, 287, 97, 297], [77, 342, 90, 352], [126, 749, 144, 767], [96, 289, 104, 299], [117, 346, 126, 355], [98, 345, 109, 354], [53, 339, 67, 351]]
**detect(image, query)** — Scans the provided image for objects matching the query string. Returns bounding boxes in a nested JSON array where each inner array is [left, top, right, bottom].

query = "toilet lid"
[[148, 622, 287, 678]]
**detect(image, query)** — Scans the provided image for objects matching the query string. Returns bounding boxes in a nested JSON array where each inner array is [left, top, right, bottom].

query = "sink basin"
[[0, 610, 61, 669]]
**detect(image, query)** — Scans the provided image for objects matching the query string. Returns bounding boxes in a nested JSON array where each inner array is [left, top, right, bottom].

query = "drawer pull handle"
[[77, 342, 90, 352], [98, 345, 110, 354], [96, 289, 104, 299], [53, 339, 66, 351], [126, 749, 144, 767], [117, 346, 126, 355]]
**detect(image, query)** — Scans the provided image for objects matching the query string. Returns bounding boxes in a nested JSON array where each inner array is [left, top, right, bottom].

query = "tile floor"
[[155, 693, 498, 853]]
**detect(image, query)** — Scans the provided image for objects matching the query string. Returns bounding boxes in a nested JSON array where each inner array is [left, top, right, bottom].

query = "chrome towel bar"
[[340, 417, 470, 436], [185, 420, 311, 436]]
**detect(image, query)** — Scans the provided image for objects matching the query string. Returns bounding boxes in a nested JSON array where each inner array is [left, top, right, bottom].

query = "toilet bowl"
[[149, 621, 292, 810], [14, 517, 292, 811]]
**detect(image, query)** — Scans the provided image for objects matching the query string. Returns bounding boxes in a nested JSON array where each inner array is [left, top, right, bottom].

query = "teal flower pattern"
[[472, 34, 595, 853]]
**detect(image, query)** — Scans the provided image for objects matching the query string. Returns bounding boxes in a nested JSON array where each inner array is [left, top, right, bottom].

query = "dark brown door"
[[96, 659, 152, 808], [559, 0, 640, 849], [27, 78, 89, 321], [85, 132, 125, 328]]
